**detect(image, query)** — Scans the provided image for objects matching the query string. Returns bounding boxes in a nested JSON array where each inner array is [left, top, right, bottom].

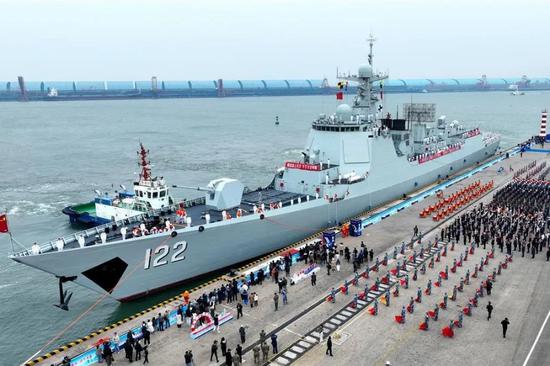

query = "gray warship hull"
[[12, 138, 499, 301]]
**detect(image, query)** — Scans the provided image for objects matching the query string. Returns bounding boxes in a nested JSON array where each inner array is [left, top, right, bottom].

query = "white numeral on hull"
[[144, 241, 188, 270]]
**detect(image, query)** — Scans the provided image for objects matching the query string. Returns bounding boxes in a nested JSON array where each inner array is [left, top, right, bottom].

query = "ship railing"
[[12, 197, 206, 257]]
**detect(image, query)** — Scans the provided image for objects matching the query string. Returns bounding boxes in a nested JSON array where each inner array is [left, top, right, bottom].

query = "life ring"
[[236, 209, 242, 218], [150, 227, 158, 234], [132, 228, 140, 237]]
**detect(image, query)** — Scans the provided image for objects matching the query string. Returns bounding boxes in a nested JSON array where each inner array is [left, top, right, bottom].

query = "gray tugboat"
[[10, 38, 500, 301]]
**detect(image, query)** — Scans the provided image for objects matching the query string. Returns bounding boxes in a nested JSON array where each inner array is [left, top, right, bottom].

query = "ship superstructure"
[[10, 39, 500, 301]]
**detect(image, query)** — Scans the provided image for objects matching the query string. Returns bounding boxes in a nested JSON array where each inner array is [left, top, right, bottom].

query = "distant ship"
[[10, 38, 500, 301], [44, 87, 142, 101], [62, 144, 174, 227], [509, 84, 525, 96]]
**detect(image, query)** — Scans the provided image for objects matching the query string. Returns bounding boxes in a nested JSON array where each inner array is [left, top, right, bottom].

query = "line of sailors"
[[33, 195, 315, 256], [131, 220, 175, 237], [408, 142, 464, 163]]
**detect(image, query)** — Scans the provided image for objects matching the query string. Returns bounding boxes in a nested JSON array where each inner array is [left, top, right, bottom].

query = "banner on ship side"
[[285, 162, 321, 171]]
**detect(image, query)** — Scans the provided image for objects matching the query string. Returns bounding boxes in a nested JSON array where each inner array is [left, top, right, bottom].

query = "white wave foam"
[[5, 201, 59, 216]]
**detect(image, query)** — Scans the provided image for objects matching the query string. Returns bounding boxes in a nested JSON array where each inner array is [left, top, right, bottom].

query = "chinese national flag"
[[0, 214, 8, 233], [336, 92, 344, 100]]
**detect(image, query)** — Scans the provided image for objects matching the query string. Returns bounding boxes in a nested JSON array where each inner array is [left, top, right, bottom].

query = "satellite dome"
[[336, 103, 353, 121], [358, 64, 373, 78]]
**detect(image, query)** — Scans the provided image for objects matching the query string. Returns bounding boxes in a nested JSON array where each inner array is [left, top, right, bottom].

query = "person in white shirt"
[[120, 226, 127, 240], [55, 238, 64, 251], [112, 332, 120, 352], [77, 235, 85, 248], [100, 231, 107, 244], [31, 242, 41, 255], [146, 319, 155, 334]]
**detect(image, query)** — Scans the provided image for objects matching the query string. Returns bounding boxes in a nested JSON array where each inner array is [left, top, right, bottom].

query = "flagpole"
[[1, 212, 28, 253], [9, 232, 15, 253]]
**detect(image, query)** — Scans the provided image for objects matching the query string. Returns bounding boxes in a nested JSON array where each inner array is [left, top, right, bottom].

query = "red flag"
[[336, 91, 344, 100], [0, 214, 8, 233]]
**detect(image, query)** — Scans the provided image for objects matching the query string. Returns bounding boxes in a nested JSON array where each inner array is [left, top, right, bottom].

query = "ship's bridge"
[[312, 104, 373, 132], [275, 104, 372, 196]]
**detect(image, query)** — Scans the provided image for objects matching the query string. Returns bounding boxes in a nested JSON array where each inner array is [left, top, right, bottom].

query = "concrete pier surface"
[[31, 151, 550, 366]]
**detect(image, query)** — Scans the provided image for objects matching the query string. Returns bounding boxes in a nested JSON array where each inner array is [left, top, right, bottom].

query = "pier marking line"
[[521, 307, 550, 366], [284, 327, 304, 338]]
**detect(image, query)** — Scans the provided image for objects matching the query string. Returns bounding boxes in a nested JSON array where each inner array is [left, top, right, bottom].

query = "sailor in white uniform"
[[77, 235, 85, 248], [100, 231, 107, 244], [121, 226, 127, 240], [31, 242, 41, 255], [55, 238, 64, 251]]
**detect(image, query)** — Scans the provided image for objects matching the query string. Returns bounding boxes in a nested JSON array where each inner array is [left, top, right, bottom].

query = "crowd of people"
[[440, 179, 550, 261]]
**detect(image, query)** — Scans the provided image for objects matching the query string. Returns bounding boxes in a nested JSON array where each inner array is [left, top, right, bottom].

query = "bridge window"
[[153, 192, 158, 198]]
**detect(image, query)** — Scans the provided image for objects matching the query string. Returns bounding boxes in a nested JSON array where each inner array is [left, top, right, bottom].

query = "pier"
[[28, 150, 550, 366]]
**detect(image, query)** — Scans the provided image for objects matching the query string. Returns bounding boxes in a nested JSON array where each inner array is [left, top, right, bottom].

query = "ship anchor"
[[54, 276, 77, 311]]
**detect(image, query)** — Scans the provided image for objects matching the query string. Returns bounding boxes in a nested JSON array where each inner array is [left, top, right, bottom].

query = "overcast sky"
[[2, 0, 549, 81]]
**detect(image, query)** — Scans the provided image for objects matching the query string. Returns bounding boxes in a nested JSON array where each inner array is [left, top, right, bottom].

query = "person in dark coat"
[[211, 340, 219, 362], [326, 336, 333, 356], [311, 272, 317, 286], [501, 317, 510, 338], [225, 348, 233, 366], [271, 333, 278, 354], [239, 325, 246, 343], [124, 341, 133, 362], [236, 343, 243, 363], [486, 301, 493, 320], [102, 344, 113, 366], [134, 341, 143, 361], [221, 337, 227, 356]]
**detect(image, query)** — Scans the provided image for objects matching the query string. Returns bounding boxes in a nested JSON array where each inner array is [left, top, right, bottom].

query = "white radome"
[[358, 64, 373, 78], [336, 103, 353, 121]]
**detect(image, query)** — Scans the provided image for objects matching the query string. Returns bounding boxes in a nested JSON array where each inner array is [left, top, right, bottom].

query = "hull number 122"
[[144, 241, 188, 270]]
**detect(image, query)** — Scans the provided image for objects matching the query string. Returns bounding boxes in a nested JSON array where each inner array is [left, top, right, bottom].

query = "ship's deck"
[[24, 188, 315, 255]]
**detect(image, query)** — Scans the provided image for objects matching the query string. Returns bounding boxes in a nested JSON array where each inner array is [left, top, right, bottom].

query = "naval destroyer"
[[9, 39, 500, 301]]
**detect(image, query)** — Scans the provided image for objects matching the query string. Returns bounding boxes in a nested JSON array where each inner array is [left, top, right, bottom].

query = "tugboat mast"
[[137, 143, 151, 183]]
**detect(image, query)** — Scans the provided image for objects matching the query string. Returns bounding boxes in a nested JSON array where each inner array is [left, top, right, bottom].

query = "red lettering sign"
[[285, 162, 321, 171]]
